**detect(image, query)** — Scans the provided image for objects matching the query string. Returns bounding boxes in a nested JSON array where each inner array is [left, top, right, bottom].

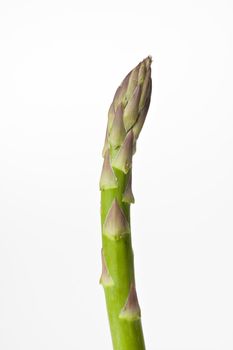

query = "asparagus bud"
[[100, 56, 152, 350]]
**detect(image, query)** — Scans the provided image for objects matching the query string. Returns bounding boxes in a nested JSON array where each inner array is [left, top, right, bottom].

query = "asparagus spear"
[[100, 56, 152, 350]]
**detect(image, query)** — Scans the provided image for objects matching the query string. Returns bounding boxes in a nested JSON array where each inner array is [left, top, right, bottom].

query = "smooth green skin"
[[101, 149, 146, 350]]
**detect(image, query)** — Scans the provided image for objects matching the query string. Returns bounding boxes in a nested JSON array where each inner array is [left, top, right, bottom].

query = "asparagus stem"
[[100, 57, 152, 350]]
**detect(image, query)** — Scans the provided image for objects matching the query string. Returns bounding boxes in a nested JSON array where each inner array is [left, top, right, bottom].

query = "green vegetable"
[[100, 56, 152, 350]]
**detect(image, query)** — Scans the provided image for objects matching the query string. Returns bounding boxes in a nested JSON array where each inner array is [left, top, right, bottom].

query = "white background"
[[0, 1, 233, 349]]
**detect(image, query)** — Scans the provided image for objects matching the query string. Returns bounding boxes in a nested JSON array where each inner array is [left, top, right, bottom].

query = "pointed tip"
[[123, 85, 141, 132], [139, 66, 152, 111], [122, 172, 135, 204], [102, 128, 109, 157], [103, 198, 130, 240], [99, 150, 118, 190], [107, 103, 116, 132], [143, 55, 152, 69], [119, 283, 141, 321], [125, 65, 140, 102], [133, 93, 151, 140], [113, 74, 129, 110], [138, 61, 146, 84], [108, 104, 126, 148], [100, 249, 114, 287], [111, 130, 134, 174]]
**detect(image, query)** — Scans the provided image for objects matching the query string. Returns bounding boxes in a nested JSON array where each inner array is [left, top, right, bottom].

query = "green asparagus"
[[100, 56, 152, 350]]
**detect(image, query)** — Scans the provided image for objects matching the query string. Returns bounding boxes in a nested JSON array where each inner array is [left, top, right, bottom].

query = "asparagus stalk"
[[100, 57, 152, 350]]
